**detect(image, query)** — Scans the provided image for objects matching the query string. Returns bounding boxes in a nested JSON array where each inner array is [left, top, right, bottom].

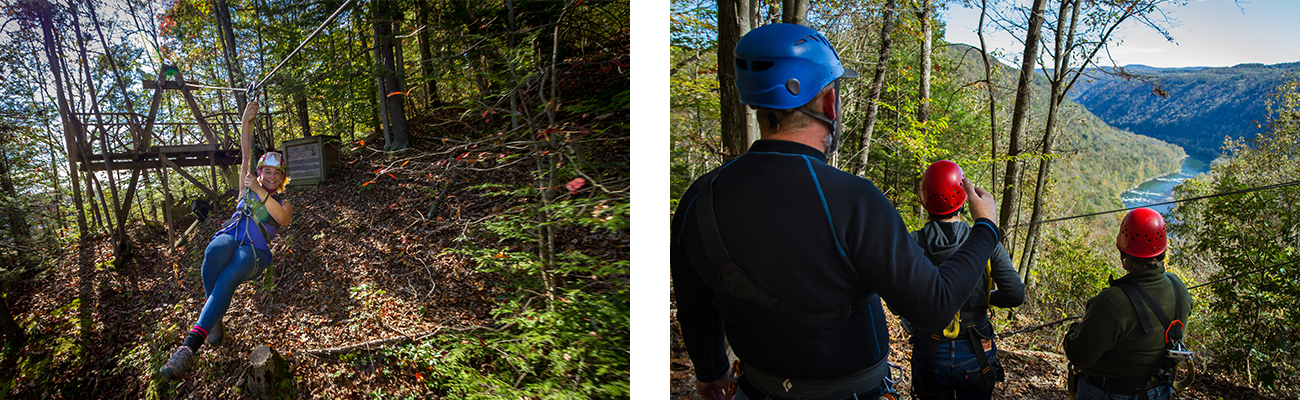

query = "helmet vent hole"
[[753, 61, 774, 72], [736, 59, 748, 71], [794, 38, 808, 45]]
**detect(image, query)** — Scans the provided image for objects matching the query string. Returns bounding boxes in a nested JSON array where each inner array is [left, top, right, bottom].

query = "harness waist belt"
[[741, 357, 889, 399], [1082, 373, 1167, 395]]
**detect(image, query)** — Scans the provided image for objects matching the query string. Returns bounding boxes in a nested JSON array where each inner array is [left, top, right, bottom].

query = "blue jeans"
[[911, 339, 999, 400], [196, 234, 269, 332], [1075, 376, 1172, 400]]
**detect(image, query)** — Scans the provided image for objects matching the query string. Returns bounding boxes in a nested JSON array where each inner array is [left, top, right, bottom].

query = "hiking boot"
[[160, 345, 195, 381], [207, 321, 224, 347]]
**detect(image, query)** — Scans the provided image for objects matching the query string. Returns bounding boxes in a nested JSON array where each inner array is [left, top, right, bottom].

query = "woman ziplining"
[[160, 99, 295, 381]]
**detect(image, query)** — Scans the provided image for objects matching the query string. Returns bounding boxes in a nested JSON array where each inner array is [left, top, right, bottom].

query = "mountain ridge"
[[1064, 61, 1300, 158]]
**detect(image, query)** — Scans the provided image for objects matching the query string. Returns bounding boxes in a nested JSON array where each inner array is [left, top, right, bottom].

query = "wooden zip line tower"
[[68, 64, 272, 250]]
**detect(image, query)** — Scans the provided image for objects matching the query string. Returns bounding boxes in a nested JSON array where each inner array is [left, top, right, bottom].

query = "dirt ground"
[[670, 303, 1289, 400]]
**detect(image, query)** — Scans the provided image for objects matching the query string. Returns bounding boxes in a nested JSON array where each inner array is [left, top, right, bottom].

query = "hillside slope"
[[1067, 62, 1300, 158], [945, 44, 1186, 213]]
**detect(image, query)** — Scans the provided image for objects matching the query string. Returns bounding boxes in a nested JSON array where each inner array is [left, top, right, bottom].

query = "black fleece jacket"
[[671, 140, 1000, 382]]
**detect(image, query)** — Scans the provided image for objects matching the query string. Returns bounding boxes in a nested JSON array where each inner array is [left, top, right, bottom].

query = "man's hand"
[[695, 365, 735, 400], [963, 177, 997, 222]]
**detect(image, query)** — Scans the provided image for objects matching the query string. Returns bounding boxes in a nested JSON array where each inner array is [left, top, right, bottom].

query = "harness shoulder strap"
[[695, 171, 865, 319], [1119, 277, 1186, 343], [1118, 283, 1160, 335]]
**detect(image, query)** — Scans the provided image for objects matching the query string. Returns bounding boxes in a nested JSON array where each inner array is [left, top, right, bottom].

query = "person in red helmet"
[[905, 160, 1023, 400], [1064, 208, 1193, 400]]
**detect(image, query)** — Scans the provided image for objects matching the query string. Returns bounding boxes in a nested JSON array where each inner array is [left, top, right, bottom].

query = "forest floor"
[[670, 301, 1292, 400], [1, 114, 584, 398]]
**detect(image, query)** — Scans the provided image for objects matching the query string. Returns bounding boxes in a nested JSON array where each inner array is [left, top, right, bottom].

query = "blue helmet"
[[734, 24, 858, 110]]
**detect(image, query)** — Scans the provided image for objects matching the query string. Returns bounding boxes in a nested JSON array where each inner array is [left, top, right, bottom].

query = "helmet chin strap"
[[794, 103, 841, 154]]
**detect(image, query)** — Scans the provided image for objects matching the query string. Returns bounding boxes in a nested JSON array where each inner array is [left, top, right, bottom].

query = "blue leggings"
[[196, 234, 269, 332]]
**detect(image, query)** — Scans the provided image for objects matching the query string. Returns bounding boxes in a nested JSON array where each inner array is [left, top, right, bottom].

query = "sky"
[[942, 0, 1300, 68]]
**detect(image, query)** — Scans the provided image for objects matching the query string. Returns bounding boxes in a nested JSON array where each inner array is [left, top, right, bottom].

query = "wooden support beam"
[[143, 86, 163, 145], [78, 149, 239, 171], [175, 72, 218, 146], [162, 158, 220, 200]]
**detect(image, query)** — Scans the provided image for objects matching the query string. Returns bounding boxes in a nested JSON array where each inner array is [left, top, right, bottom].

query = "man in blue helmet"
[[671, 23, 1005, 400]]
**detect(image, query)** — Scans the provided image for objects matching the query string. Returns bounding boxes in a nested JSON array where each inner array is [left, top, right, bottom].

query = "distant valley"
[[1066, 62, 1300, 159]]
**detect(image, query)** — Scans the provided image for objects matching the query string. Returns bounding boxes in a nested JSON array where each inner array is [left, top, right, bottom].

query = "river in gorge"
[[1119, 154, 1213, 217]]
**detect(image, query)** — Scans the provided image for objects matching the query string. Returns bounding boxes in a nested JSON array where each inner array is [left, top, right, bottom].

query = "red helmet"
[[920, 160, 967, 215], [1117, 208, 1167, 258]]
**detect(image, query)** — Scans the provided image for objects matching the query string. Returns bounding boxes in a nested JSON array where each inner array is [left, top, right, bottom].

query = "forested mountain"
[[1066, 61, 1300, 158], [946, 44, 1186, 214]]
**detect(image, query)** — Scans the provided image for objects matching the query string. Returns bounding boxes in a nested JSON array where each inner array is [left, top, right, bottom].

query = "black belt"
[[738, 378, 885, 400], [737, 359, 890, 400], [1082, 374, 1167, 395]]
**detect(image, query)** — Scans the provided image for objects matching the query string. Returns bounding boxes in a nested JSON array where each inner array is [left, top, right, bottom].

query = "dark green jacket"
[[1063, 263, 1193, 379]]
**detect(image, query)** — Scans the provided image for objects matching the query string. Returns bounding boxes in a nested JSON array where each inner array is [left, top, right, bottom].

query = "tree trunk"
[[781, 0, 808, 25], [38, 0, 88, 237], [215, 0, 247, 112], [856, 0, 896, 174], [418, 0, 438, 107], [1019, 0, 1080, 286], [0, 285, 24, 349], [978, 0, 998, 191], [71, 1, 129, 256], [294, 90, 311, 138], [917, 0, 932, 124], [718, 0, 755, 163], [0, 145, 31, 254], [373, 0, 408, 151], [241, 345, 292, 398], [997, 0, 1048, 240]]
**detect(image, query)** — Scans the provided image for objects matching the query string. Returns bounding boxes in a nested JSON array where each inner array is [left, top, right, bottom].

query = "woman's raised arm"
[[238, 101, 260, 201]]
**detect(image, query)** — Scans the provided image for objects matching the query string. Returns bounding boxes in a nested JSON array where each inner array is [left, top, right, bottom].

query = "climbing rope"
[[1009, 178, 1300, 228], [996, 257, 1299, 338]]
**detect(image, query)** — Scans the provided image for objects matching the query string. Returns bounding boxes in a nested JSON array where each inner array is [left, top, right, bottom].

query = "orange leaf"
[[363, 181, 375, 186], [360, 140, 365, 146], [388, 173, 396, 179], [493, 253, 507, 258], [401, 160, 410, 167]]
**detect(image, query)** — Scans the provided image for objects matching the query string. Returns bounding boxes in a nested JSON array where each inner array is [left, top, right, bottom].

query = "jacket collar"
[[1108, 261, 1167, 286], [745, 139, 828, 163]]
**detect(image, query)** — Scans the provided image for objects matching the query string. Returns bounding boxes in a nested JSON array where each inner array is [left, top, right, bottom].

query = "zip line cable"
[[1009, 178, 1300, 229], [176, 0, 355, 95], [996, 257, 1299, 338], [252, 0, 355, 91]]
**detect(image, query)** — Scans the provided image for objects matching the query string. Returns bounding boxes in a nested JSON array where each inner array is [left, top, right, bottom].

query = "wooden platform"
[[77, 146, 240, 172]]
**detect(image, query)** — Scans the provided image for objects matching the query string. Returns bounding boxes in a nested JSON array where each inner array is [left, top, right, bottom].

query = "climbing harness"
[[219, 186, 278, 280], [1067, 273, 1192, 400], [1000, 257, 1298, 338], [1117, 273, 1195, 396]]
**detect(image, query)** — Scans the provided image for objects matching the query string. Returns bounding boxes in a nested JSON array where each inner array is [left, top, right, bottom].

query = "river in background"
[[1120, 154, 1213, 216]]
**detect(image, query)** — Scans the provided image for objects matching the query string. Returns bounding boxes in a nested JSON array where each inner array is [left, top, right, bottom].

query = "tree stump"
[[241, 345, 293, 399]]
